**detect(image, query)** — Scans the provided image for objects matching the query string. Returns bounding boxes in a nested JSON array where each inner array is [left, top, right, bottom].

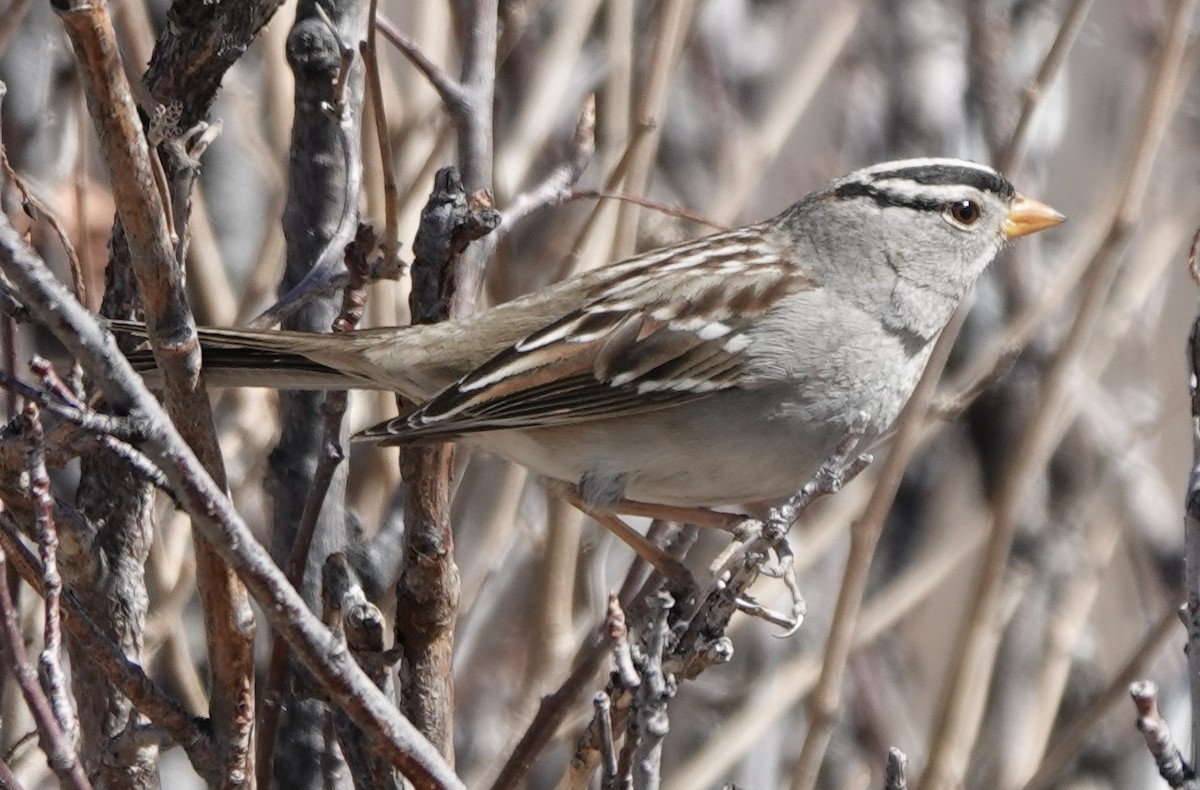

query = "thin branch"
[[248, 12, 367, 331], [394, 169, 497, 762], [0, 207, 462, 788], [1024, 603, 1182, 789], [20, 404, 76, 743], [257, 225, 375, 782], [997, 0, 1095, 172], [488, 524, 692, 790], [0, 517, 219, 782], [664, 522, 985, 790], [923, 2, 1197, 782], [3, 731, 36, 767], [362, 5, 401, 275], [54, 2, 256, 782], [322, 553, 402, 789], [712, 0, 866, 221], [0, 367, 146, 445], [0, 752, 25, 790], [373, 12, 471, 114], [0, 83, 87, 309], [496, 95, 597, 236], [885, 747, 908, 790], [788, 306, 969, 790], [1130, 680, 1192, 787], [631, 591, 674, 790], [0, 0, 32, 59], [594, 693, 618, 788], [610, 0, 695, 260], [569, 189, 727, 232], [452, 0, 499, 193], [1184, 224, 1200, 777], [0, 547, 91, 790]]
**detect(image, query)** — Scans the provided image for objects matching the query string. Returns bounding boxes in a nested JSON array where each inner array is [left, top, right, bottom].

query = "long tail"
[[111, 320, 409, 392]]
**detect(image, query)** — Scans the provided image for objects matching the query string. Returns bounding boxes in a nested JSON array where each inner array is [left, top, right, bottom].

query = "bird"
[[123, 158, 1064, 524]]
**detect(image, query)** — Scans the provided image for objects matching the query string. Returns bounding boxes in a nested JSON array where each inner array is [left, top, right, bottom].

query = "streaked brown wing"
[[358, 227, 815, 444]]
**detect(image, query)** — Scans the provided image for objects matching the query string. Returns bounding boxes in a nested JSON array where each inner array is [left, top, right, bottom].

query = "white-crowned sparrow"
[[128, 158, 1063, 513]]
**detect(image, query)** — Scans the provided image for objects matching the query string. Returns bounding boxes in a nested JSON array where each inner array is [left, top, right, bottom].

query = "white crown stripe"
[[867, 180, 984, 203], [855, 157, 1000, 179]]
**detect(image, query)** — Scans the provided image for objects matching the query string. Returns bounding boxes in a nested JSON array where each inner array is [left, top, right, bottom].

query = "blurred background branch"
[[0, 0, 1197, 787]]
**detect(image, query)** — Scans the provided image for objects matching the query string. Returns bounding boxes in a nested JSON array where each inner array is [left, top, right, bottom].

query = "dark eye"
[[946, 199, 982, 226]]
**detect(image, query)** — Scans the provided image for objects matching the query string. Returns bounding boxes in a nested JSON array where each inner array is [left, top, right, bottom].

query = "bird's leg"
[[564, 493, 697, 595], [730, 417, 874, 633], [771, 412, 874, 530], [610, 500, 747, 532]]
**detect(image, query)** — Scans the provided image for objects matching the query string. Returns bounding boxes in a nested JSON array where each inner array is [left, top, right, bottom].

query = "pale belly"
[[466, 384, 893, 508]]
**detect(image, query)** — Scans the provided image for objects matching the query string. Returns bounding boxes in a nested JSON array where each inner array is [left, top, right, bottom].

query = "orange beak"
[[1005, 193, 1066, 238]]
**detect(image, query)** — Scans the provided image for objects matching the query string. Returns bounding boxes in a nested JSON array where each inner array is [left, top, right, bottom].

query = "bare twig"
[[0, 86, 87, 308], [1130, 680, 1192, 787], [713, 0, 867, 221], [450, 0, 498, 194], [997, 0, 1095, 172], [496, 96, 597, 236], [26, 360, 170, 498], [1184, 224, 1200, 777], [632, 591, 674, 790], [594, 693, 618, 788], [608, 596, 640, 690], [323, 553, 402, 789], [257, 3, 372, 781], [0, 516, 218, 782], [361, 4, 401, 274], [788, 306, 969, 790], [258, 225, 375, 781], [1025, 603, 1181, 790], [0, 0, 32, 59], [0, 547, 90, 790], [248, 13, 367, 331], [491, 0, 601, 193], [20, 404, 76, 744], [54, 2, 258, 781], [0, 752, 25, 790], [663, 509, 986, 789], [923, 3, 1197, 783], [569, 189, 727, 232], [610, 0, 695, 260], [396, 168, 497, 762], [489, 524, 695, 790], [885, 747, 908, 790], [0, 207, 462, 788], [373, 12, 471, 114]]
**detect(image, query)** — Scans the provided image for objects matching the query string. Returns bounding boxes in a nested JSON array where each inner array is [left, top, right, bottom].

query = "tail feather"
[[111, 319, 392, 391]]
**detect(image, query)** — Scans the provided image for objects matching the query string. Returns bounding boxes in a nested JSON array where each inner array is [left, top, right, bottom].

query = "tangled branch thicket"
[[0, 0, 1198, 788]]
